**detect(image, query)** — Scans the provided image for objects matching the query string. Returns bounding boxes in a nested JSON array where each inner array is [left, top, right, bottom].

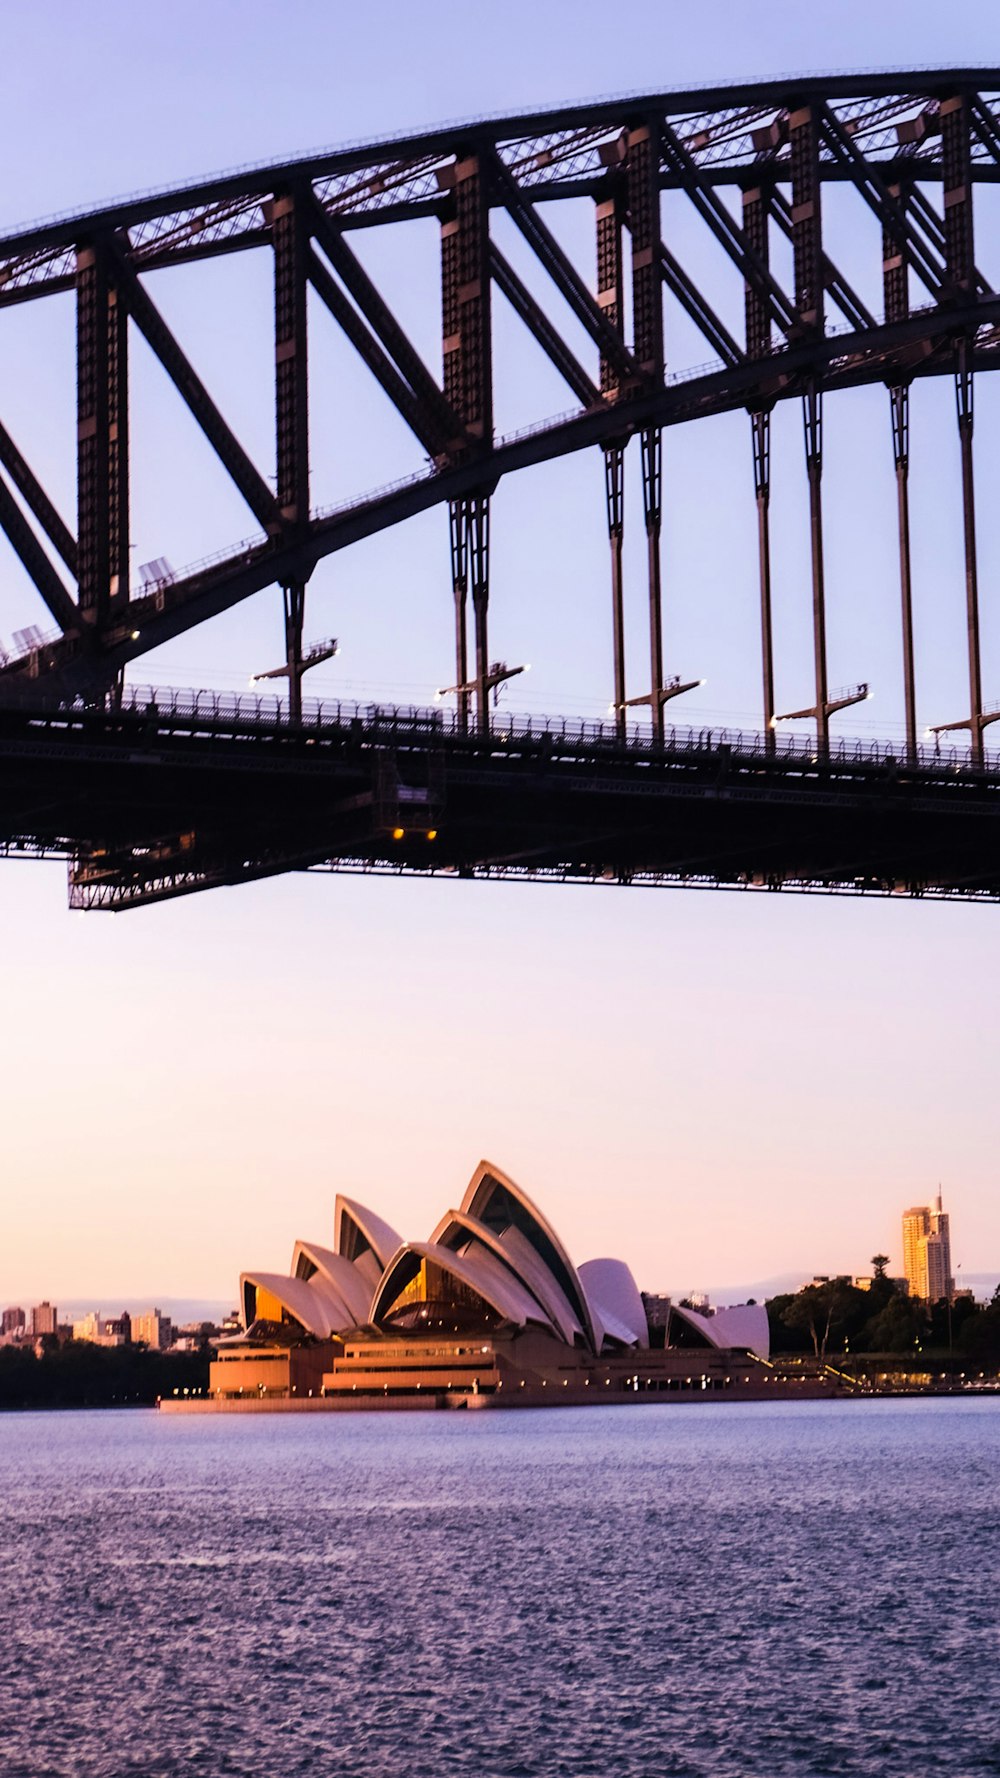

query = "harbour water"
[[1, 1398, 997, 1777]]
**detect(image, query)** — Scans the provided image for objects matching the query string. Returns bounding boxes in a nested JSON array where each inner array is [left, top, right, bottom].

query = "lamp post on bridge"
[[251, 636, 339, 720], [438, 660, 527, 731]]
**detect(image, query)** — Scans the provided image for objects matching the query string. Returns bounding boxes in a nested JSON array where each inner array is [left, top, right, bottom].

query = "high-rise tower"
[[901, 1193, 953, 1301]]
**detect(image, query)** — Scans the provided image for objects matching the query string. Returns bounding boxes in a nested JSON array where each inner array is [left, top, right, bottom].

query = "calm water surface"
[[0, 1399, 998, 1778]]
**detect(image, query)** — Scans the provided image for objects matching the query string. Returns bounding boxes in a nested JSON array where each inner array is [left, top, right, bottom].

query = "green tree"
[[766, 1294, 811, 1355], [958, 1300, 1000, 1364], [781, 1282, 862, 1358], [861, 1292, 928, 1354]]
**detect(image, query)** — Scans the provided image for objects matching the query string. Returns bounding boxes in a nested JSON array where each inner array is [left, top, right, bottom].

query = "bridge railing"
[[6, 677, 993, 776]]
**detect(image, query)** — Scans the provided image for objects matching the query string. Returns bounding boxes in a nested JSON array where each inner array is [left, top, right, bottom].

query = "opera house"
[[210, 1161, 770, 1407]]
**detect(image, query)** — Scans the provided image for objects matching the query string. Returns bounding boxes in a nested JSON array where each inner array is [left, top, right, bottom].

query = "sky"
[[1, 0, 999, 1310]]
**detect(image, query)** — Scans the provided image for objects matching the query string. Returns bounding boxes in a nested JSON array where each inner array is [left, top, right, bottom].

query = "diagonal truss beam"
[[306, 247, 445, 455], [971, 94, 1000, 165], [658, 242, 744, 367], [657, 118, 798, 339], [487, 149, 642, 385], [905, 183, 991, 299], [769, 191, 876, 332], [0, 417, 77, 575], [817, 103, 971, 303], [108, 243, 281, 532], [309, 197, 467, 452], [490, 243, 602, 404], [0, 471, 78, 632], [11, 293, 1000, 693]]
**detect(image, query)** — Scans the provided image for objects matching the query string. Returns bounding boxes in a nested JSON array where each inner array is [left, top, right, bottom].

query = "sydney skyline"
[[3, 0, 1000, 1304]]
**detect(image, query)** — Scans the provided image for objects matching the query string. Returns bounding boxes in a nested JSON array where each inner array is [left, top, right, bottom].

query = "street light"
[[251, 636, 339, 687]]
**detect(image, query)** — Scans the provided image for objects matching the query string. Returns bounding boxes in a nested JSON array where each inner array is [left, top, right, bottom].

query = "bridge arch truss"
[[1, 69, 1000, 764]]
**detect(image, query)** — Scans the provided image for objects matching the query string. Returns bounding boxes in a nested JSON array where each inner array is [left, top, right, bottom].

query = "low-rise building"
[[132, 1309, 173, 1351], [71, 1312, 124, 1347]]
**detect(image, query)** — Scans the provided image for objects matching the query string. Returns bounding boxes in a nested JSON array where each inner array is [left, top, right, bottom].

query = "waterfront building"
[[212, 1161, 770, 1404], [71, 1312, 124, 1347], [1, 1307, 25, 1335], [30, 1302, 57, 1337], [132, 1309, 173, 1351], [902, 1195, 954, 1301]]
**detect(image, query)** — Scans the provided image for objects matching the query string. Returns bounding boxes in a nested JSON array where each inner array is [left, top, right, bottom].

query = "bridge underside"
[[3, 693, 998, 910]]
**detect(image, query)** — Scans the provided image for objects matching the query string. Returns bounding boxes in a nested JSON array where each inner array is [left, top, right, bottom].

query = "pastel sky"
[[2, 0, 998, 1308]]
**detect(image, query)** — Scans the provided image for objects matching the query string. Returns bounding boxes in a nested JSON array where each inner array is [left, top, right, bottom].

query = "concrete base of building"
[[164, 1380, 849, 1413]]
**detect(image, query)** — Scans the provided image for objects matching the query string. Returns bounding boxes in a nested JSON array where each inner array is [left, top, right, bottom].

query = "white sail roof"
[[460, 1160, 599, 1351], [334, 1196, 402, 1273], [578, 1258, 648, 1348], [671, 1301, 770, 1360], [290, 1241, 372, 1326], [430, 1209, 583, 1345], [240, 1271, 341, 1340], [371, 1240, 554, 1331]]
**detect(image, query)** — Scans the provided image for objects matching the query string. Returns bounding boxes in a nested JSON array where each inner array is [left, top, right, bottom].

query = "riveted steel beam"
[[818, 102, 953, 303], [441, 154, 493, 448], [273, 189, 309, 529], [883, 179, 917, 761], [489, 149, 640, 387], [272, 187, 310, 722], [0, 471, 78, 633], [750, 410, 774, 749], [604, 443, 626, 739], [18, 293, 1000, 695], [742, 185, 772, 359], [596, 194, 625, 400], [956, 343, 983, 764], [448, 499, 470, 733], [770, 190, 876, 333], [310, 196, 465, 453], [941, 94, 976, 293], [628, 123, 668, 740], [743, 185, 776, 748], [596, 193, 628, 736], [442, 155, 494, 731], [803, 383, 829, 745], [468, 492, 491, 733], [658, 118, 797, 340], [627, 123, 665, 379], [904, 184, 991, 298], [76, 242, 128, 623], [0, 419, 76, 577], [109, 245, 280, 533], [658, 241, 744, 368], [789, 105, 823, 333], [307, 249, 444, 455], [890, 382, 915, 760], [490, 243, 601, 405]]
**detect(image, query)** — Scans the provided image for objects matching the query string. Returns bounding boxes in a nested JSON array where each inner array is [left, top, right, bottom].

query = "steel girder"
[[2, 72, 1000, 707]]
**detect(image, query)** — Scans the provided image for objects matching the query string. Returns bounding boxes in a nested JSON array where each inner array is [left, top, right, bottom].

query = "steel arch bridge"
[[4, 69, 1000, 908]]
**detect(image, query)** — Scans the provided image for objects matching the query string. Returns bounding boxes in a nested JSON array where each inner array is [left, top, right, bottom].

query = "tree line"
[[0, 1339, 210, 1408], [767, 1257, 1000, 1360]]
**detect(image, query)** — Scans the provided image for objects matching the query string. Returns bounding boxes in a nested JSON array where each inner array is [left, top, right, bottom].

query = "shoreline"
[[158, 1383, 1000, 1414]]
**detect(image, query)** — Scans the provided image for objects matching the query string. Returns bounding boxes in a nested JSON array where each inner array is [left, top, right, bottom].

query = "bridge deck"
[[1, 687, 999, 909]]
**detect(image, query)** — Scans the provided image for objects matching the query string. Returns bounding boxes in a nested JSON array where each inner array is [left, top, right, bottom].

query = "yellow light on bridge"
[[392, 827, 405, 841]]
